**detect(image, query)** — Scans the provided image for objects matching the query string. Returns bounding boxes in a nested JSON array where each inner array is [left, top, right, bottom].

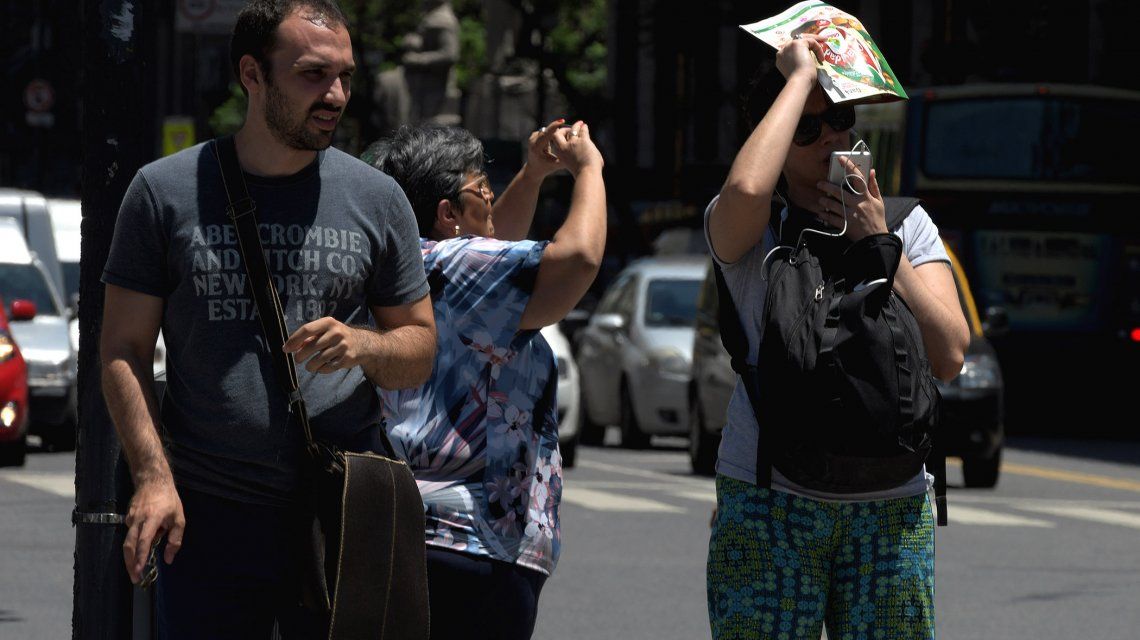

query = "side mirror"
[[10, 299, 37, 322], [982, 306, 1009, 338], [592, 313, 626, 333]]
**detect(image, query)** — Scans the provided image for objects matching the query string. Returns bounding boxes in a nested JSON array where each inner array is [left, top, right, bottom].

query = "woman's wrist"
[[784, 70, 817, 91], [518, 162, 548, 184]]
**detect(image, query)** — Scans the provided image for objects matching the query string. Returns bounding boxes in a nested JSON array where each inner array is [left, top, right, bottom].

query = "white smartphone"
[[828, 150, 872, 191]]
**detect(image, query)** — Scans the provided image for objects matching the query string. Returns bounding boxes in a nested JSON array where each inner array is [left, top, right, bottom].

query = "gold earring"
[[454, 225, 460, 237]]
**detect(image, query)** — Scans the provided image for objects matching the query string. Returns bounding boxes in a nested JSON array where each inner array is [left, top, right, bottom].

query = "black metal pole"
[[74, 1, 158, 637]]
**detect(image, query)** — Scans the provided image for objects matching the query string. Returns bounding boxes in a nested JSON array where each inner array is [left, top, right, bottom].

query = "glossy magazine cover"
[[741, 1, 907, 104]]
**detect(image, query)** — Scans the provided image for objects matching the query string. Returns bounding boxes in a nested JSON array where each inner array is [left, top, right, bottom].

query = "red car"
[[0, 295, 31, 466]]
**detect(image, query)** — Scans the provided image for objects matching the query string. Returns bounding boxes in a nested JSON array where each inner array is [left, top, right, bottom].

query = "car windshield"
[[922, 96, 1133, 184], [0, 263, 61, 316], [644, 279, 700, 327]]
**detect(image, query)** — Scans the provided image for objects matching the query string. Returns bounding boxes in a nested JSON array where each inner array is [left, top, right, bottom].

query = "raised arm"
[[518, 122, 606, 330], [100, 284, 185, 584], [491, 118, 567, 241], [707, 36, 825, 264], [283, 293, 437, 390]]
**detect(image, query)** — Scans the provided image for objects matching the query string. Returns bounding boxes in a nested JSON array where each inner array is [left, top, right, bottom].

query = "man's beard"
[[264, 81, 336, 151]]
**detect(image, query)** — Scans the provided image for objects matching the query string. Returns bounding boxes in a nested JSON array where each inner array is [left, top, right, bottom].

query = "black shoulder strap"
[[712, 262, 750, 379], [212, 136, 318, 451], [883, 196, 921, 231], [883, 195, 948, 525]]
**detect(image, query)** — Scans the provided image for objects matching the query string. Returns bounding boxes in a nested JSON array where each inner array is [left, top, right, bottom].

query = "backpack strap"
[[883, 196, 921, 231], [883, 195, 949, 526], [712, 260, 773, 488]]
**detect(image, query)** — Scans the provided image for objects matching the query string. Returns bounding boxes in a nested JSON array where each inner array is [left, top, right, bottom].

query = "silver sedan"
[[575, 256, 706, 448]]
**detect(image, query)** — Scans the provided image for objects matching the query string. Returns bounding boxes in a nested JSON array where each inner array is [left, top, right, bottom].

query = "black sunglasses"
[[793, 104, 856, 146]]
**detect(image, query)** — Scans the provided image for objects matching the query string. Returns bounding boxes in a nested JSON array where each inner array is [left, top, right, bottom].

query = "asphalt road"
[[1, 435, 1138, 639]]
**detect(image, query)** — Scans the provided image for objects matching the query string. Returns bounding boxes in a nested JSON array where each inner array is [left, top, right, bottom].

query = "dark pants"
[[426, 547, 547, 640], [156, 487, 322, 640]]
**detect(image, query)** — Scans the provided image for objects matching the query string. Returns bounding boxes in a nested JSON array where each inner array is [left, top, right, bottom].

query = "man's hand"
[[283, 317, 371, 373], [123, 477, 184, 584]]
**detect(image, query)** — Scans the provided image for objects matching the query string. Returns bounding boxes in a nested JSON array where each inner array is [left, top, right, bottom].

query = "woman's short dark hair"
[[362, 126, 486, 238], [229, 0, 347, 94], [741, 64, 788, 132]]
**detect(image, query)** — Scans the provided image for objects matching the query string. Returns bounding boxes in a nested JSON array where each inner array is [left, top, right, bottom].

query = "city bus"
[[857, 84, 1140, 429]]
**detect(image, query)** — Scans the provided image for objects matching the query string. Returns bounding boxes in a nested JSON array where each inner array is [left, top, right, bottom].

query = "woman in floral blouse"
[[364, 120, 605, 640]]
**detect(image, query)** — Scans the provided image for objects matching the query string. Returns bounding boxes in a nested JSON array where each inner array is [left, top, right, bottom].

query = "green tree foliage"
[[546, 0, 607, 98], [208, 83, 248, 136], [505, 0, 608, 121], [208, 1, 604, 136]]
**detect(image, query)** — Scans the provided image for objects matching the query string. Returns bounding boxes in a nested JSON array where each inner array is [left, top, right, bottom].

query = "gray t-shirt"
[[703, 196, 950, 501], [104, 142, 430, 506]]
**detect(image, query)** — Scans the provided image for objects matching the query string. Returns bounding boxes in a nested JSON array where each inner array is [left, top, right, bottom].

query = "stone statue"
[[373, 0, 461, 133]]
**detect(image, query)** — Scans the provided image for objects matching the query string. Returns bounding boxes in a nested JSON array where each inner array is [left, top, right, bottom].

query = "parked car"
[[0, 296, 31, 467], [47, 198, 167, 374], [1, 188, 66, 300], [0, 218, 78, 451], [688, 260, 732, 475], [576, 255, 707, 448], [689, 244, 1006, 486], [541, 324, 580, 468], [939, 245, 1006, 487]]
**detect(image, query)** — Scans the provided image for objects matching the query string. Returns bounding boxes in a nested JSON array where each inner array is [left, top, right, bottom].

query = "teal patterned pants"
[[706, 476, 934, 639]]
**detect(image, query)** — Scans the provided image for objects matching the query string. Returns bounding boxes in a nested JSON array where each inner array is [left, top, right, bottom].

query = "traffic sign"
[[24, 79, 55, 113]]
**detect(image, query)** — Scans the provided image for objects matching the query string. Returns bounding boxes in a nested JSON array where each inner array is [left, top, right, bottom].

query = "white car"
[[575, 256, 706, 448], [0, 218, 77, 451], [541, 324, 579, 468], [48, 198, 167, 378]]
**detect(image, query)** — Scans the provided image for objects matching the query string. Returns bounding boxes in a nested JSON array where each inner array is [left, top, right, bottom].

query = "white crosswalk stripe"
[[947, 505, 1053, 527], [563, 472, 1140, 531], [1016, 504, 1140, 530], [668, 488, 717, 504], [0, 472, 74, 499], [561, 486, 685, 513]]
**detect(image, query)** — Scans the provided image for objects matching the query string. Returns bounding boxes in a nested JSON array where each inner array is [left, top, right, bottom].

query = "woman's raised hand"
[[526, 118, 566, 179], [550, 121, 603, 178], [776, 34, 827, 83]]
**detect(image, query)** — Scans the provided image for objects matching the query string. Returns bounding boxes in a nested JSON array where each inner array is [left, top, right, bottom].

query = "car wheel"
[[0, 435, 27, 467], [688, 394, 718, 476], [619, 383, 650, 450], [962, 448, 1001, 488], [561, 434, 578, 469], [577, 389, 605, 446]]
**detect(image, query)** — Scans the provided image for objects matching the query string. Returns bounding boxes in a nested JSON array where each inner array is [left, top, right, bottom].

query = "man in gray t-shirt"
[[99, 2, 435, 636]]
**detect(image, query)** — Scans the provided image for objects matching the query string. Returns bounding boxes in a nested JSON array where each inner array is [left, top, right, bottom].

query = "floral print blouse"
[[381, 236, 562, 576]]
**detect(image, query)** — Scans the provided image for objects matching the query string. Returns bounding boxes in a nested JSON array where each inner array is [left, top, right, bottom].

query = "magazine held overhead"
[[741, 1, 907, 105]]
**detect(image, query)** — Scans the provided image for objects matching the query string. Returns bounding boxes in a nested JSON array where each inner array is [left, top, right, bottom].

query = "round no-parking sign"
[[24, 79, 55, 113], [178, 0, 216, 22]]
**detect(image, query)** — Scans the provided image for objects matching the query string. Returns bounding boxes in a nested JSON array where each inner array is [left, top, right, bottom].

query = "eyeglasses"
[[458, 175, 493, 201], [793, 104, 856, 146]]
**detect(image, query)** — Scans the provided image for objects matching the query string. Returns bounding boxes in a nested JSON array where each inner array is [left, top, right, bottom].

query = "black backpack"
[[714, 197, 947, 525]]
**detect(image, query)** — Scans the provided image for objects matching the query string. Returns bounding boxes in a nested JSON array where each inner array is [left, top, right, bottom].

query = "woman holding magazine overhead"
[[364, 120, 605, 640], [703, 28, 969, 640]]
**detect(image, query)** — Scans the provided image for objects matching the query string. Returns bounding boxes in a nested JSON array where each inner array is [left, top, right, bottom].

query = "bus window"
[[922, 97, 1132, 184]]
